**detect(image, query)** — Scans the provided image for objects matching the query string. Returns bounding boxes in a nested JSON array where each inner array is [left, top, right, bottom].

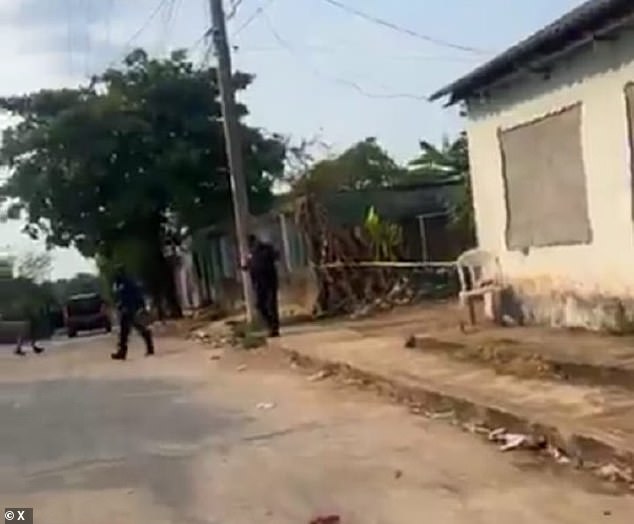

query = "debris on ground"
[[394, 469, 403, 479], [428, 410, 454, 420], [499, 433, 529, 452], [462, 422, 490, 435], [404, 334, 417, 349], [486, 427, 543, 452], [409, 405, 425, 415], [256, 402, 276, 410], [308, 369, 333, 382], [188, 320, 237, 348], [236, 364, 248, 372], [188, 318, 267, 350], [309, 515, 341, 524], [596, 463, 634, 483], [546, 445, 571, 464], [488, 427, 506, 441]]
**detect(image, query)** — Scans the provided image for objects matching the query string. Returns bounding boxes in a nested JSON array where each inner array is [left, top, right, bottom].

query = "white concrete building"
[[432, 0, 634, 331]]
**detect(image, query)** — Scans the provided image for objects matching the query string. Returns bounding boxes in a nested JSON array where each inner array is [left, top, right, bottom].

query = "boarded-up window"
[[499, 104, 592, 250], [625, 83, 634, 219]]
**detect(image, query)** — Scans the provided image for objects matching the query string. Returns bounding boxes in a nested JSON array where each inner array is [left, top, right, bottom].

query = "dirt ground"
[[1, 334, 633, 523]]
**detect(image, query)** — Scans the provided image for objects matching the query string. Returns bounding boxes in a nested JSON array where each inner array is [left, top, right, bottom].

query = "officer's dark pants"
[[117, 310, 154, 357], [15, 319, 42, 353], [253, 278, 280, 336]]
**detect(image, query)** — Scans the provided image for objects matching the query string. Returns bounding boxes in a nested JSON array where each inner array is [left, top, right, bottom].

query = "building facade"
[[432, 1, 634, 330]]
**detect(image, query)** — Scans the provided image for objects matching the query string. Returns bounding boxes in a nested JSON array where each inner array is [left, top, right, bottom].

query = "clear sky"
[[0, 0, 585, 278]]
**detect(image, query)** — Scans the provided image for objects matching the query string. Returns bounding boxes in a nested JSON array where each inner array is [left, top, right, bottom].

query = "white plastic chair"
[[456, 249, 503, 325]]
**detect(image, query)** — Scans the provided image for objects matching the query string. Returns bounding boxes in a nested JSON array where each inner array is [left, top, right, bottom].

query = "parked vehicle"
[[63, 293, 111, 337]]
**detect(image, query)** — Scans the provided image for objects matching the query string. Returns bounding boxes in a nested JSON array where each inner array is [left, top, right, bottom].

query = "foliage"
[[408, 132, 475, 244], [282, 135, 331, 187], [0, 49, 286, 316], [15, 251, 52, 283], [51, 272, 101, 302], [408, 132, 469, 181], [364, 206, 402, 261], [295, 137, 405, 193]]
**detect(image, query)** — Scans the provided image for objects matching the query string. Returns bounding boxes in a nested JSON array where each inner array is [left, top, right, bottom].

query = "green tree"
[[297, 137, 404, 193], [51, 272, 101, 302], [408, 132, 475, 244], [0, 49, 286, 317], [16, 251, 53, 283]]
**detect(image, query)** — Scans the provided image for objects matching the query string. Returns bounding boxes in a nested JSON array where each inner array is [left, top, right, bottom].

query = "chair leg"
[[467, 297, 477, 326]]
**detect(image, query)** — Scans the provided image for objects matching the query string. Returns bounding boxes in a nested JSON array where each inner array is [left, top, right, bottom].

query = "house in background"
[[172, 178, 465, 313], [173, 208, 311, 312], [431, 0, 634, 330]]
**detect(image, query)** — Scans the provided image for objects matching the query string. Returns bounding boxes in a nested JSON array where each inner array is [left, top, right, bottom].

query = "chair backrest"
[[456, 249, 501, 291]]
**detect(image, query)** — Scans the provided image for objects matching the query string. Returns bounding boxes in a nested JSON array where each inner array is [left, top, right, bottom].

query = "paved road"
[[0, 331, 112, 355], [0, 336, 633, 523]]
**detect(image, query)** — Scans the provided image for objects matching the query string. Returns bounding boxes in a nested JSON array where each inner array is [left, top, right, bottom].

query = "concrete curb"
[[408, 334, 634, 391], [279, 344, 634, 486]]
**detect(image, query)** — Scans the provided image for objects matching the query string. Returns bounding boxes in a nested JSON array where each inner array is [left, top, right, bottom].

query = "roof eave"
[[430, 0, 634, 105]]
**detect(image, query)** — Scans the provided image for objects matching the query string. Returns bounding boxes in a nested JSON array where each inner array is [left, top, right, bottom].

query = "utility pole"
[[208, 0, 255, 322]]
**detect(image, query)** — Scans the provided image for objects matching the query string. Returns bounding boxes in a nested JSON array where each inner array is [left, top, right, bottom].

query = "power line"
[[105, 0, 171, 67], [235, 44, 480, 63], [121, 0, 172, 52], [261, 13, 427, 101], [320, 0, 488, 55], [232, 0, 276, 37], [226, 0, 246, 20], [65, 0, 74, 74], [158, 0, 182, 53]]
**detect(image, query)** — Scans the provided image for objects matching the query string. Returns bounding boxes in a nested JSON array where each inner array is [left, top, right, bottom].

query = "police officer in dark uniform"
[[111, 265, 154, 360], [14, 304, 45, 356], [243, 234, 280, 337]]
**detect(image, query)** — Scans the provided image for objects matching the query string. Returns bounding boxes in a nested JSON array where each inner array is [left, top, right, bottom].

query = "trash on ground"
[[546, 445, 571, 464], [597, 463, 634, 483], [488, 427, 507, 441], [487, 427, 542, 452], [429, 410, 454, 420], [236, 364, 247, 372], [462, 422, 490, 435], [499, 433, 529, 452], [256, 402, 276, 410], [309, 515, 341, 524], [308, 369, 333, 382]]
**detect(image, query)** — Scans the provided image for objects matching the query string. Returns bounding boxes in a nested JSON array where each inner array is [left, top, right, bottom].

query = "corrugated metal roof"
[[430, 0, 634, 104]]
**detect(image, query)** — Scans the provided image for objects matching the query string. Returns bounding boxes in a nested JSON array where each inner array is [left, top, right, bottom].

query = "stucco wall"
[[466, 31, 634, 330]]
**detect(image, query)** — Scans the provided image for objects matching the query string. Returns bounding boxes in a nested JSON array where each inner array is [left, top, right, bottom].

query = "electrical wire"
[[158, 0, 181, 53], [226, 0, 246, 20], [320, 0, 488, 55], [121, 0, 172, 52], [105, 0, 172, 67], [82, 0, 92, 76], [232, 0, 276, 37], [261, 12, 427, 101], [235, 44, 480, 63], [65, 0, 74, 74]]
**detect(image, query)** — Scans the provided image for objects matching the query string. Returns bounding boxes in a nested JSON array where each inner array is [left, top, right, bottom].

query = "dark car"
[[64, 293, 111, 337]]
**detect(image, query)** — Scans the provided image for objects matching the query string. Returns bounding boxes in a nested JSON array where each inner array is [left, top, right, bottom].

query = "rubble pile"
[[188, 320, 239, 348], [295, 195, 455, 318]]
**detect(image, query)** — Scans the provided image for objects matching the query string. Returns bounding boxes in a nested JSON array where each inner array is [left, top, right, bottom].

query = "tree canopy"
[[0, 49, 286, 315], [408, 132, 474, 243], [296, 137, 405, 193], [407, 132, 469, 181]]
